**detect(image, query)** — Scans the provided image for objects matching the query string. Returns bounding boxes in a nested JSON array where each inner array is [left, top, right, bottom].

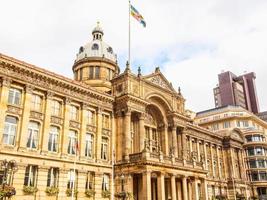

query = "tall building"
[[0, 23, 263, 200], [196, 105, 267, 200], [213, 71, 260, 114]]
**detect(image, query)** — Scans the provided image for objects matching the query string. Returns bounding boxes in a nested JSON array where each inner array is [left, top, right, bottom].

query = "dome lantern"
[[92, 21, 104, 41]]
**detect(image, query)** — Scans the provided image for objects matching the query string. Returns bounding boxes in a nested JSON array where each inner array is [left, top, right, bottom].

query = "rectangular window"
[[86, 110, 95, 125], [243, 121, 249, 127], [247, 147, 255, 156], [102, 174, 109, 191], [80, 68, 83, 80], [48, 126, 59, 152], [89, 67, 94, 79], [249, 160, 257, 168], [31, 94, 42, 111], [255, 147, 264, 155], [237, 121, 241, 127], [70, 105, 78, 121], [258, 160, 266, 168], [67, 170, 77, 189], [251, 172, 259, 181], [8, 88, 22, 105], [223, 121, 230, 129], [101, 137, 108, 160], [24, 165, 38, 186], [51, 100, 61, 116], [259, 172, 267, 181], [102, 114, 110, 129], [85, 133, 93, 158], [85, 172, 95, 190], [3, 116, 17, 145], [47, 168, 59, 187], [26, 121, 39, 149], [145, 127, 149, 139], [68, 130, 77, 155], [95, 66, 100, 79]]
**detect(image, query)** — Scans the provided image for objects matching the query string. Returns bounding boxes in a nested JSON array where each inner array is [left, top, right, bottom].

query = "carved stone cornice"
[[1, 77, 12, 87], [46, 91, 54, 99], [25, 84, 35, 94]]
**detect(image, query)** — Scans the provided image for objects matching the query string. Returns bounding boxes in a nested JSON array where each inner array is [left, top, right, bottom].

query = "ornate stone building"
[[196, 105, 267, 200], [0, 24, 262, 200]]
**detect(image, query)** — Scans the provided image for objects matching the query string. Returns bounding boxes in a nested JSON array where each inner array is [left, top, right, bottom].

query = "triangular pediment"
[[143, 70, 174, 91]]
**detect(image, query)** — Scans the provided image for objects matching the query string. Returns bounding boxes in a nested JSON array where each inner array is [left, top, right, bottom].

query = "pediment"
[[143, 71, 174, 92]]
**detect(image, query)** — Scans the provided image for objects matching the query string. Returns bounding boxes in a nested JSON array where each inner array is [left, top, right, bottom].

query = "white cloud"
[[0, 0, 267, 112]]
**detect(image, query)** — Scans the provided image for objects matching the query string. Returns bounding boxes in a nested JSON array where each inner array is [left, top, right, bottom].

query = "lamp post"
[[1, 159, 17, 200]]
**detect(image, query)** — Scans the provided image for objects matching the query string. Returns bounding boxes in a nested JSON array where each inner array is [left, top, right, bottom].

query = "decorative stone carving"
[[86, 124, 96, 133], [149, 75, 170, 90], [1, 77, 12, 87], [7, 105, 22, 115], [50, 116, 63, 125], [30, 111, 44, 120], [69, 120, 80, 129], [25, 84, 34, 94]]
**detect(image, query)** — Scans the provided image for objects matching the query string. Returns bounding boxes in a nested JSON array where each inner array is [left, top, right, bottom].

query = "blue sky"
[[1, 0, 267, 112]]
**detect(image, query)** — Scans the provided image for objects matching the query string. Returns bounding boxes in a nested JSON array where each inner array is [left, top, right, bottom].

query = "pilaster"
[[182, 176, 188, 200], [171, 175, 177, 200], [157, 172, 165, 200], [96, 107, 103, 161], [123, 110, 131, 160], [172, 126, 178, 157], [142, 171, 151, 200], [139, 112, 145, 152], [61, 97, 71, 156], [19, 85, 34, 150]]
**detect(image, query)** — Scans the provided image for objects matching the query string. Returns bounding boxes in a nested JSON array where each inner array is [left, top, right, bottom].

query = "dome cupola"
[[73, 22, 120, 92]]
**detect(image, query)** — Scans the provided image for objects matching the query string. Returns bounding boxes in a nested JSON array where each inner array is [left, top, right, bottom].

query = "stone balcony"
[[128, 151, 205, 171]]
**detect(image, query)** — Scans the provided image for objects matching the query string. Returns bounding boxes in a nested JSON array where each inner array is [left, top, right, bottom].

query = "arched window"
[[26, 121, 40, 149], [3, 116, 18, 145], [91, 43, 99, 50], [107, 47, 113, 54], [79, 46, 84, 53]]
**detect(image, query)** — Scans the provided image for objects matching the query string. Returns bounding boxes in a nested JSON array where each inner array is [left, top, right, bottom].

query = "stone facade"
[[0, 24, 263, 200]]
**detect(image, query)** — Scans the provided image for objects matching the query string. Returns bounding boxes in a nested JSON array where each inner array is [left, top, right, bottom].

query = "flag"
[[130, 4, 146, 27]]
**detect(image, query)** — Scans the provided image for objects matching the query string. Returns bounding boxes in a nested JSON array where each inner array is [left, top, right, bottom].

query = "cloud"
[[0, 0, 267, 112]]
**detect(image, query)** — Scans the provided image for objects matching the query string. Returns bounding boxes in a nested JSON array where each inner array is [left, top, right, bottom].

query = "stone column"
[[201, 178, 208, 200], [216, 147, 222, 178], [177, 131, 182, 157], [204, 143, 208, 170], [142, 171, 151, 200], [182, 176, 188, 200], [177, 180, 182, 200], [192, 178, 199, 200], [197, 139, 200, 161], [189, 136, 192, 152], [124, 110, 131, 160], [161, 125, 169, 155], [210, 145, 215, 177], [61, 97, 71, 156], [19, 85, 34, 150], [171, 175, 177, 200], [80, 104, 88, 158], [41, 91, 53, 153], [0, 78, 11, 147], [126, 174, 133, 194], [94, 172, 103, 199], [188, 179, 192, 200], [149, 127, 153, 152], [96, 107, 103, 161], [172, 126, 178, 157], [157, 172, 165, 200], [139, 113, 145, 152]]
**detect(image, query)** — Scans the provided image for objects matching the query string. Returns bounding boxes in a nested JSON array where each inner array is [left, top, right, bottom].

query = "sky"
[[1, 0, 267, 112]]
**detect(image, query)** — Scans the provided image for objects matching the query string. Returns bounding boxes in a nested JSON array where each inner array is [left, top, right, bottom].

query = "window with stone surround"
[[67, 169, 78, 189], [68, 130, 77, 155], [86, 110, 95, 125], [51, 100, 61, 117], [24, 165, 38, 187], [3, 116, 18, 146], [47, 167, 59, 187], [8, 88, 21, 106], [85, 171, 95, 190], [48, 126, 59, 152], [102, 114, 110, 129], [26, 121, 40, 149], [102, 174, 109, 191], [85, 133, 94, 158], [31, 94, 42, 111], [101, 137, 108, 160], [70, 105, 79, 121]]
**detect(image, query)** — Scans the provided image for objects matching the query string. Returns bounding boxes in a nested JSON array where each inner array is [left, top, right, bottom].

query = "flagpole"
[[128, 0, 131, 67]]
